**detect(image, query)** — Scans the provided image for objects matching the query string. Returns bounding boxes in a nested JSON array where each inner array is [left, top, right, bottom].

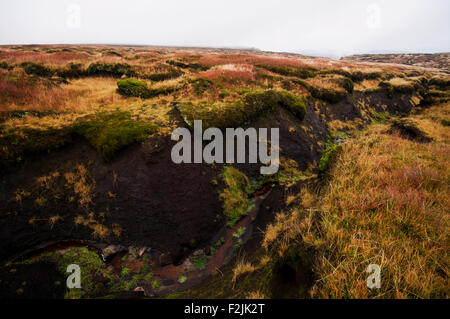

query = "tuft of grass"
[[232, 258, 256, 283], [71, 111, 158, 161], [220, 167, 254, 227]]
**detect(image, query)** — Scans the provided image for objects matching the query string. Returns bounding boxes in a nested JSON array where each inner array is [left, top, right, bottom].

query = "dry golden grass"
[[232, 257, 257, 283], [263, 103, 449, 298], [63, 164, 96, 209], [247, 290, 266, 299], [48, 215, 62, 229], [354, 79, 382, 91], [310, 117, 449, 298], [306, 76, 347, 92], [388, 77, 413, 86], [74, 212, 110, 239]]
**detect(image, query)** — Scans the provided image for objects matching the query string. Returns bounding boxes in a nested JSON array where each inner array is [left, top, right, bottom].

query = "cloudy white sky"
[[0, 0, 449, 58]]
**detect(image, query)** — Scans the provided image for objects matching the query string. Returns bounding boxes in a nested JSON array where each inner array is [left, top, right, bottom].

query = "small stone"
[[101, 245, 125, 260], [134, 286, 145, 293]]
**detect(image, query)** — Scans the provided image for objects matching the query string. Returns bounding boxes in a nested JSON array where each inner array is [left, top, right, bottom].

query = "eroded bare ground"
[[0, 45, 448, 298]]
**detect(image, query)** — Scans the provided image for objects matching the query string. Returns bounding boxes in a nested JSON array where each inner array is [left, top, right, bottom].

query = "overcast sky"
[[0, 0, 449, 58]]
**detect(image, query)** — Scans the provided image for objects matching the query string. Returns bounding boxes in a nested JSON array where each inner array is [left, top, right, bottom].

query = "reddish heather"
[[196, 65, 254, 82], [0, 79, 36, 106], [0, 77, 80, 111], [0, 50, 91, 65]]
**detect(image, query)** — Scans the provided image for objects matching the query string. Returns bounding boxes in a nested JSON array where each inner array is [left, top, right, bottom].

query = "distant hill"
[[342, 53, 449, 72]]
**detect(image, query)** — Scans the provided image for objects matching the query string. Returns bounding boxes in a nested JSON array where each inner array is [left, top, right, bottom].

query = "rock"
[[138, 247, 149, 257], [159, 253, 172, 266], [101, 245, 126, 260], [133, 287, 148, 297]]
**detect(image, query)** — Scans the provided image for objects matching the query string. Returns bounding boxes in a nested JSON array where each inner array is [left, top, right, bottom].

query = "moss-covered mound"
[[117, 78, 149, 97], [117, 78, 178, 99], [144, 67, 184, 81], [86, 63, 135, 78], [71, 111, 158, 161], [21, 62, 54, 78], [176, 90, 307, 129], [290, 79, 348, 104], [0, 127, 72, 170], [57, 63, 87, 78]]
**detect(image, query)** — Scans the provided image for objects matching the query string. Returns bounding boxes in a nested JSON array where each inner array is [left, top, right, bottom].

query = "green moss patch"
[[71, 111, 158, 161], [318, 140, 342, 175], [220, 166, 255, 227], [86, 63, 135, 78], [190, 255, 207, 270], [117, 78, 177, 98], [20, 247, 109, 299]]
